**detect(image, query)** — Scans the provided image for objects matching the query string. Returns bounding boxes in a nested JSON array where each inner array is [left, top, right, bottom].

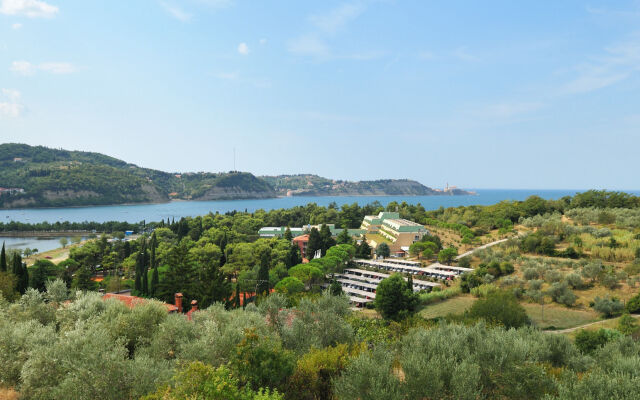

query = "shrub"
[[574, 329, 620, 354], [547, 282, 577, 307], [466, 290, 529, 328], [593, 296, 624, 318]]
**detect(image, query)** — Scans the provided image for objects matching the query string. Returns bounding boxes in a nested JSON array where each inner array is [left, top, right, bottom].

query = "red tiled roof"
[[102, 293, 179, 313]]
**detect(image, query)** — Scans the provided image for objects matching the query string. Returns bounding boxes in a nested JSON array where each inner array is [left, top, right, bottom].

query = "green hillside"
[[0, 144, 275, 208]]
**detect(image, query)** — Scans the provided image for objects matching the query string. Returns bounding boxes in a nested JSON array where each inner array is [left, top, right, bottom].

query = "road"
[[545, 314, 640, 334]]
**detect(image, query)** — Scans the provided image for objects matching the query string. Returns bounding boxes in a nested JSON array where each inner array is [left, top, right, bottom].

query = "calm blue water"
[[1, 236, 86, 253], [0, 189, 601, 224]]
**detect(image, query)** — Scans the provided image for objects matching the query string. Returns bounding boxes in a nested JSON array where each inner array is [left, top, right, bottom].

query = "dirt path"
[[546, 314, 640, 334]]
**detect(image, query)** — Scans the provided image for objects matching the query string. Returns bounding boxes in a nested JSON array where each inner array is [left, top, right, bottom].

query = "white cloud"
[[10, 60, 35, 75], [287, 35, 330, 58], [0, 0, 58, 18], [39, 62, 77, 74], [0, 88, 23, 118], [160, 2, 191, 22], [10, 60, 78, 75], [237, 42, 249, 55], [561, 36, 640, 94], [259, 38, 267, 45], [310, 2, 365, 33], [12, 22, 22, 29]]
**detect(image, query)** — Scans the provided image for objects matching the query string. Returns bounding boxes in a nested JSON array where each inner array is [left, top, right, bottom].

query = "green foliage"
[[274, 277, 304, 296], [374, 274, 419, 321], [437, 247, 458, 264], [593, 296, 624, 318], [617, 313, 639, 335], [376, 242, 390, 258], [466, 290, 529, 328], [574, 328, 620, 353], [230, 329, 295, 392]]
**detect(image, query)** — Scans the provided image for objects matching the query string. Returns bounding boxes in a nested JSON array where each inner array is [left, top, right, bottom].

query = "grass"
[[419, 295, 477, 319], [416, 293, 601, 331], [523, 302, 600, 330]]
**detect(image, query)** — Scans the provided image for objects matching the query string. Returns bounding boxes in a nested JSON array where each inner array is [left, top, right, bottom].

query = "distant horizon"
[[4, 142, 640, 192]]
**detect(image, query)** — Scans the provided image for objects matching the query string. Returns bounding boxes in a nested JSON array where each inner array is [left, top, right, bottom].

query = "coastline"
[[0, 192, 478, 211]]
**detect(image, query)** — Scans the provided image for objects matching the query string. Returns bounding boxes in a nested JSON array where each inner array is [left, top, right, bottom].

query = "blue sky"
[[1, 0, 639, 190]]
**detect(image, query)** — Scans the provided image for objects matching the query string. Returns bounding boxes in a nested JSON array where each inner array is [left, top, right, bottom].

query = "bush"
[[593, 296, 624, 318], [466, 290, 529, 329], [574, 329, 620, 354], [626, 293, 640, 313], [547, 282, 577, 307]]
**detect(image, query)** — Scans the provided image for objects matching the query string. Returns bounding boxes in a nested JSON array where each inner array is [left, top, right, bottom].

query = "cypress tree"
[[0, 242, 6, 272], [307, 228, 322, 260], [235, 282, 240, 308], [12, 253, 27, 294], [142, 263, 149, 296], [257, 252, 270, 295], [407, 274, 414, 291], [319, 224, 336, 256], [150, 266, 159, 297]]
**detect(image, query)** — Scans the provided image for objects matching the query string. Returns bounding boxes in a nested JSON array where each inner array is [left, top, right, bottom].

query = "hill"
[[0, 144, 275, 208], [261, 174, 473, 196]]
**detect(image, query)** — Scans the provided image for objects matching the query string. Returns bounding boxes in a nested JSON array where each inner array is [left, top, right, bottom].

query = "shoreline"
[[0, 192, 478, 211]]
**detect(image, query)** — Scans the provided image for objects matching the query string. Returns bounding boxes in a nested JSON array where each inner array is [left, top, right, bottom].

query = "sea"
[[1, 189, 636, 252]]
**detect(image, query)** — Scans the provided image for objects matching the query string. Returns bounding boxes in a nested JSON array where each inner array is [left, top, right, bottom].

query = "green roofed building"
[[258, 226, 305, 238], [360, 212, 428, 256]]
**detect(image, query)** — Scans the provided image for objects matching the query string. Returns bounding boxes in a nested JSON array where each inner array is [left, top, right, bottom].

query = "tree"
[[30, 259, 53, 292], [257, 252, 270, 295], [329, 279, 343, 296], [274, 277, 304, 296], [59, 237, 68, 249], [0, 271, 18, 301], [466, 290, 529, 329], [285, 245, 301, 269], [407, 274, 413, 291], [356, 237, 371, 259], [230, 330, 295, 392], [12, 253, 28, 294], [72, 266, 96, 291], [593, 296, 624, 318], [150, 266, 159, 297], [374, 274, 418, 321], [336, 229, 352, 245], [284, 227, 293, 242], [0, 242, 6, 272], [319, 224, 336, 256], [438, 247, 458, 264], [376, 243, 390, 258], [307, 228, 322, 259]]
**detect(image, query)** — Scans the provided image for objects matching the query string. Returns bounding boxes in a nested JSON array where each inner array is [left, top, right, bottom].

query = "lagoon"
[[0, 189, 593, 224]]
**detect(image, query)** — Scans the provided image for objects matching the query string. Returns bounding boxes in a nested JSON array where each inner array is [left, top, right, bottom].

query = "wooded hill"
[[261, 174, 472, 196], [0, 144, 275, 208], [0, 144, 471, 209]]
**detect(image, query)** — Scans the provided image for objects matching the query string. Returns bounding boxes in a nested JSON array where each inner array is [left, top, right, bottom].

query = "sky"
[[1, 0, 640, 190]]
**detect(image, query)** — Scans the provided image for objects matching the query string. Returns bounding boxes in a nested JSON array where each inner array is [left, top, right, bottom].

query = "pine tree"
[[407, 274, 414, 291], [0, 242, 6, 272], [336, 229, 352, 245], [357, 236, 372, 259], [284, 227, 293, 242], [257, 252, 270, 295]]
